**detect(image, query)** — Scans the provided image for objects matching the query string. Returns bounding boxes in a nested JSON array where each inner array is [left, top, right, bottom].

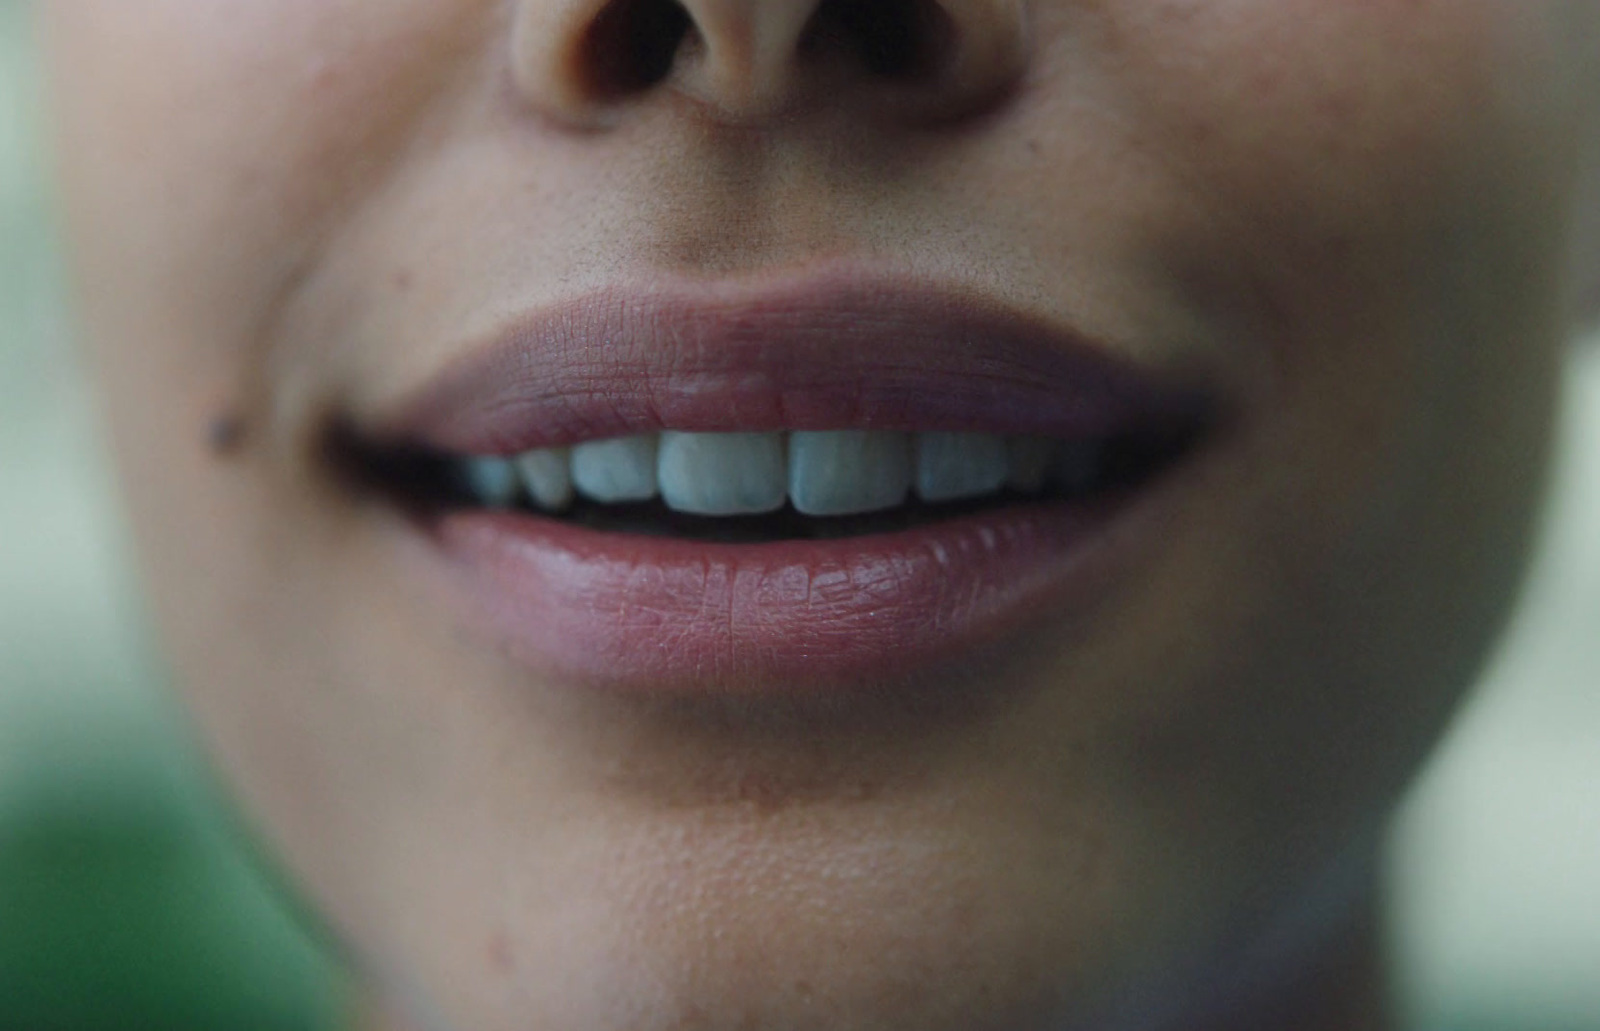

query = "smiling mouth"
[[337, 272, 1225, 691], [341, 421, 1203, 543]]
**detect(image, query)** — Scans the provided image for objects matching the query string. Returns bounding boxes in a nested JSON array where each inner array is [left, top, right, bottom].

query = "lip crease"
[[367, 270, 1220, 695]]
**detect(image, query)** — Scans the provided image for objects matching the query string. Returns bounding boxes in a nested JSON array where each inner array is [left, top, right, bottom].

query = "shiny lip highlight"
[[352, 271, 1223, 695]]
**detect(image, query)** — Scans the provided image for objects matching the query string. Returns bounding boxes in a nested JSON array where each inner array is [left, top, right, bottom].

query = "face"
[[42, 2, 1600, 1029]]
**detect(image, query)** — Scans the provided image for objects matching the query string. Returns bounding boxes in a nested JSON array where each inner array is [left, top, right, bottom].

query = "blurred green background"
[[0, 2, 345, 1027], [1, 1, 1597, 1029]]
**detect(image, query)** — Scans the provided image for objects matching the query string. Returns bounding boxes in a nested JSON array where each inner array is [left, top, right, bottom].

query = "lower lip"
[[407, 483, 1171, 695]]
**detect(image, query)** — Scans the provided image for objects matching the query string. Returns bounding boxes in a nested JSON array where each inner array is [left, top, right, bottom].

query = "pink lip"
[[374, 271, 1219, 694], [378, 273, 1212, 454]]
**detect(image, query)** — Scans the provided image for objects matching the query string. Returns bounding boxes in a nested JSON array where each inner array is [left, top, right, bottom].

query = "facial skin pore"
[[42, 2, 1600, 1029]]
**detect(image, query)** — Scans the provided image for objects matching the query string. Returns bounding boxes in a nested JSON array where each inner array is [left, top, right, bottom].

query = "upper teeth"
[[570, 435, 659, 503], [789, 430, 912, 516], [914, 431, 1010, 503], [461, 431, 1104, 515]]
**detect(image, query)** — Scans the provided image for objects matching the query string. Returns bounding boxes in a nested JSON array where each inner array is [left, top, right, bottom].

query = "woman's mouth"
[[339, 271, 1225, 695], [352, 424, 1195, 540]]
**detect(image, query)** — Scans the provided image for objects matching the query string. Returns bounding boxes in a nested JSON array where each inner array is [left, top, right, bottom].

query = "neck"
[[354, 894, 1394, 1031]]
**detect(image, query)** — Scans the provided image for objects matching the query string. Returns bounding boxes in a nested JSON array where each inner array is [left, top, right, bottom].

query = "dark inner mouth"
[[332, 422, 1205, 544]]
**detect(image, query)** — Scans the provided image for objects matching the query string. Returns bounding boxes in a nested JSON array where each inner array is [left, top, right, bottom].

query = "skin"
[[40, 1, 1600, 1029]]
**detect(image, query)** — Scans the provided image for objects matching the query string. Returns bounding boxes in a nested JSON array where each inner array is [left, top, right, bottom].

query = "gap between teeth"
[[461, 431, 1105, 517]]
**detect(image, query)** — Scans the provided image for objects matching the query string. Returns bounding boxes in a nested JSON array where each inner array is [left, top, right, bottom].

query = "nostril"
[[526, 0, 1015, 122], [581, 0, 695, 98], [800, 0, 953, 80]]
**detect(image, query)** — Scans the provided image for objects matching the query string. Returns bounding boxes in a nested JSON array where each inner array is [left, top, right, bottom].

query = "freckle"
[[1026, 139, 1041, 155], [392, 269, 414, 293], [206, 413, 247, 457]]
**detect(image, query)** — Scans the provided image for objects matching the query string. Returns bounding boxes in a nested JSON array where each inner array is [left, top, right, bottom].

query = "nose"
[[511, 0, 1029, 125]]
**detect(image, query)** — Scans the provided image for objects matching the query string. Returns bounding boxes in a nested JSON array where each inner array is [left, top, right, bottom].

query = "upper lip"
[[369, 269, 1221, 456]]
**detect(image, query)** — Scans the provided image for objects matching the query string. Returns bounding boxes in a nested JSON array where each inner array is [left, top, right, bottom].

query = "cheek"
[[1086, 0, 1571, 239], [1057, 0, 1575, 818], [1080, 0, 1580, 510], [43, 0, 493, 375]]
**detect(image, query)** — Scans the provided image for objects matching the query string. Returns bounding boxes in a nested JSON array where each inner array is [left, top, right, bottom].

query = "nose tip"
[[511, 0, 1028, 125], [677, 0, 821, 118]]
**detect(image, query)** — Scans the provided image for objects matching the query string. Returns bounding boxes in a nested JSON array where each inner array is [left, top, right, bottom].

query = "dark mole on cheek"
[[206, 413, 248, 457]]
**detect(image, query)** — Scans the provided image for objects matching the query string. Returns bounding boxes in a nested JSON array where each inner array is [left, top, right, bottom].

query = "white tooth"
[[788, 431, 912, 516], [571, 435, 659, 503], [1005, 436, 1055, 494], [915, 432, 1008, 503], [657, 432, 787, 516], [462, 456, 519, 508], [514, 447, 573, 512], [1050, 439, 1103, 494]]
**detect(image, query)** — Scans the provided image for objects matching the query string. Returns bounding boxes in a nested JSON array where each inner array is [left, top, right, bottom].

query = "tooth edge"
[[658, 431, 788, 516], [514, 447, 574, 511], [788, 430, 912, 516], [463, 456, 519, 508], [571, 435, 660, 503], [914, 432, 1009, 503]]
